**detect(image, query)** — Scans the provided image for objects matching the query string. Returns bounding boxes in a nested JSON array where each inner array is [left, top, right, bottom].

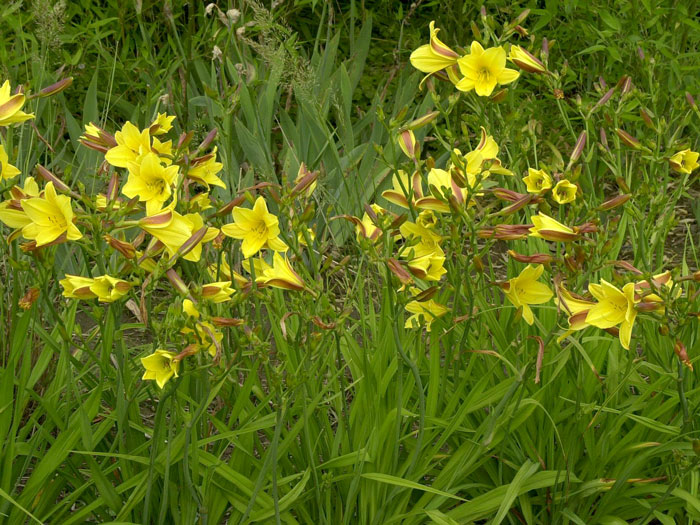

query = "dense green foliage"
[[1, 1, 699, 524]]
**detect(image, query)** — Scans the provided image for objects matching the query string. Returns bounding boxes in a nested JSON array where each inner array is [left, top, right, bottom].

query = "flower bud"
[[38, 77, 73, 97], [177, 131, 194, 149], [387, 257, 413, 285], [568, 130, 587, 167], [640, 108, 654, 129], [600, 128, 609, 151], [489, 88, 508, 103], [406, 111, 440, 130], [508, 250, 554, 264], [596, 193, 631, 211], [166, 268, 189, 295], [674, 340, 693, 370], [212, 316, 244, 327], [686, 92, 697, 110], [197, 128, 218, 153], [104, 234, 137, 259], [397, 129, 419, 160], [615, 128, 641, 149], [508, 45, 546, 74], [590, 88, 614, 114]]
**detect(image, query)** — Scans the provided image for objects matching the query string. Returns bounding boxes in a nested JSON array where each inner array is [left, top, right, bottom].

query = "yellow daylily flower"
[[0, 177, 40, 230], [669, 149, 699, 174], [522, 168, 552, 194], [141, 349, 180, 388], [382, 170, 423, 209], [183, 321, 222, 357], [502, 264, 553, 325], [105, 121, 151, 168], [89, 275, 131, 302], [585, 280, 638, 349], [201, 281, 235, 303], [183, 299, 200, 318], [221, 196, 288, 258], [242, 256, 273, 278], [139, 205, 195, 258], [456, 42, 520, 97], [552, 179, 577, 204], [189, 192, 213, 212], [555, 284, 596, 342], [355, 203, 385, 240], [405, 298, 449, 331], [409, 21, 460, 74], [150, 112, 176, 135], [123, 152, 179, 215], [151, 137, 173, 163], [21, 182, 82, 246], [508, 45, 547, 74], [255, 251, 306, 291], [182, 212, 219, 262], [187, 148, 225, 189], [529, 212, 578, 242], [60, 275, 98, 300], [0, 80, 34, 126], [0, 145, 21, 180]]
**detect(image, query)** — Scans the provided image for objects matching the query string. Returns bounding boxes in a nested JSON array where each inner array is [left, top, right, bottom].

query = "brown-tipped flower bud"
[[514, 25, 528, 37], [197, 128, 218, 153], [291, 162, 318, 198], [397, 129, 419, 160], [177, 131, 194, 149], [541, 38, 549, 58], [165, 268, 189, 295], [35, 165, 79, 198], [615, 128, 641, 149], [635, 301, 664, 312], [107, 171, 120, 201], [686, 92, 697, 110], [674, 340, 693, 371], [568, 130, 587, 168], [406, 111, 439, 130], [175, 227, 208, 260], [620, 76, 633, 95], [39, 77, 73, 97], [600, 128, 609, 151], [508, 250, 555, 264], [104, 234, 137, 259], [590, 88, 614, 114], [212, 316, 244, 327], [640, 108, 654, 129], [500, 194, 535, 215], [637, 46, 645, 60], [387, 257, 413, 285], [596, 193, 631, 211]]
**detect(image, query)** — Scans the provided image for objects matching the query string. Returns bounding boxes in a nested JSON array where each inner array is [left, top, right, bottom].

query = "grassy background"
[[1, 0, 699, 523]]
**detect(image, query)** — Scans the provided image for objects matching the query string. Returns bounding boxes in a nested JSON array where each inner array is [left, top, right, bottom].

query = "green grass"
[[1, 1, 699, 524]]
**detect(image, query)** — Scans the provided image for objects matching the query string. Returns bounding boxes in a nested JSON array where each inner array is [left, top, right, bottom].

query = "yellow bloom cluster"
[[409, 22, 548, 97]]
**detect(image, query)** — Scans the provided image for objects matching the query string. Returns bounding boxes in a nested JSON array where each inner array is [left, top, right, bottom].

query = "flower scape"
[[0, 4, 699, 524]]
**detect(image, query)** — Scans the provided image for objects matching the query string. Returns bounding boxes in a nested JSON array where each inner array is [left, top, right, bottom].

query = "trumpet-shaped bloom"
[[89, 275, 131, 302], [585, 280, 638, 349], [21, 182, 82, 246], [456, 42, 520, 97], [354, 203, 385, 241], [522, 168, 552, 194], [0, 80, 34, 126], [529, 212, 578, 242], [201, 281, 235, 303], [123, 152, 179, 215], [141, 349, 180, 388], [502, 264, 553, 325], [0, 145, 20, 180], [209, 253, 248, 286], [60, 275, 98, 300], [552, 179, 577, 204], [669, 149, 699, 174], [410, 21, 460, 74], [255, 252, 306, 291], [405, 298, 449, 331], [183, 299, 200, 318], [105, 122, 151, 168], [555, 284, 596, 341], [382, 171, 423, 209], [221, 196, 288, 257], [150, 112, 176, 135], [187, 148, 226, 189]]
